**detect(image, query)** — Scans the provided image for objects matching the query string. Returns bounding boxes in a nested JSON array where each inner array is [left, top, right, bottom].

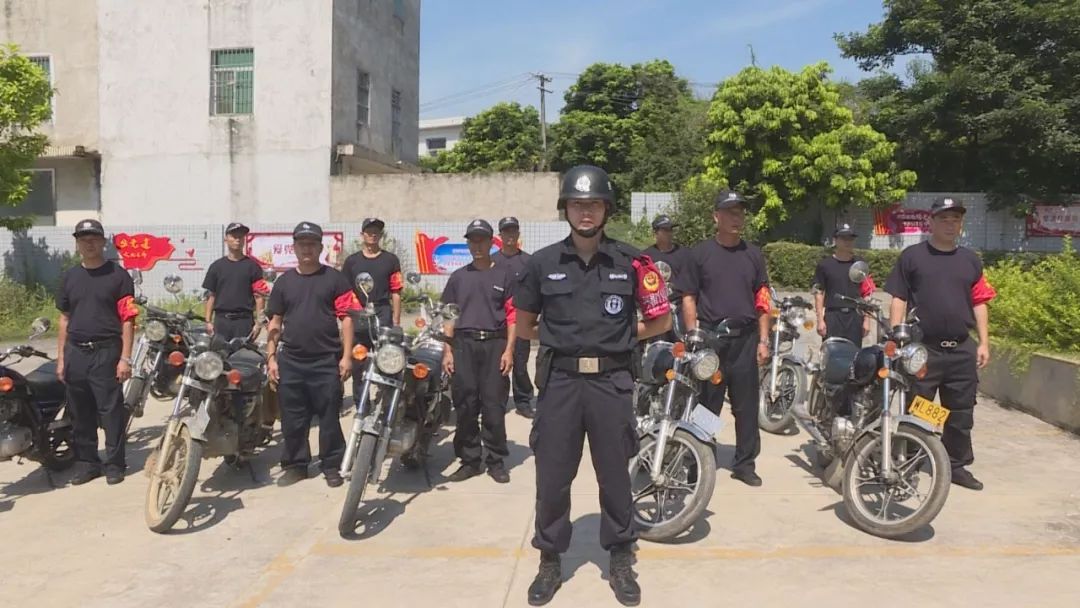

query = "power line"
[[419, 73, 532, 109], [419, 78, 535, 113]]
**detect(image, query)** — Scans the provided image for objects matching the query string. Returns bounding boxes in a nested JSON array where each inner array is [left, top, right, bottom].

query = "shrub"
[[0, 278, 58, 341], [760, 242, 899, 289]]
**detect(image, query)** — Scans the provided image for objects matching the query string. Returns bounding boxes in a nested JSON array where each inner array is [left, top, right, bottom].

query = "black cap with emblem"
[[930, 197, 966, 217], [498, 216, 520, 232], [362, 217, 385, 232], [714, 190, 749, 210], [833, 223, 858, 238], [72, 218, 105, 238], [651, 215, 676, 231], [557, 165, 615, 210], [292, 221, 323, 240], [225, 222, 250, 235], [464, 219, 494, 239]]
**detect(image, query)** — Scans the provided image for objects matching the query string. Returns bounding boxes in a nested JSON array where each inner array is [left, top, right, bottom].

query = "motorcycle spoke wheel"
[[629, 430, 714, 540], [846, 431, 944, 528]]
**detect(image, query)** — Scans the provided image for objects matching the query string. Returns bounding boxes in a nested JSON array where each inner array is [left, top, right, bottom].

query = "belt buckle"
[[578, 357, 600, 374], [940, 340, 958, 349]]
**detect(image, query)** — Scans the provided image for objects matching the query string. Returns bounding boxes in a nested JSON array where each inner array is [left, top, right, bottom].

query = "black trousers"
[[825, 309, 863, 346], [911, 339, 979, 470], [213, 314, 254, 341], [701, 332, 761, 474], [451, 336, 509, 468], [63, 340, 128, 474], [511, 338, 534, 407], [352, 304, 393, 405], [277, 351, 346, 472], [531, 367, 638, 553]]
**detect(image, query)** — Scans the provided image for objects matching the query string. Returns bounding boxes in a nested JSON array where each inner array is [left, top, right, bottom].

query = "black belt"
[[925, 335, 969, 349], [219, 311, 254, 320], [700, 320, 752, 338], [825, 307, 855, 313], [72, 337, 119, 350], [552, 354, 630, 375], [458, 329, 507, 341]]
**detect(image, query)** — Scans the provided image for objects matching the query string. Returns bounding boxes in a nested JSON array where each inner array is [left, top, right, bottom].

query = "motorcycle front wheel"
[[757, 361, 805, 434], [629, 429, 716, 542], [145, 423, 203, 533], [338, 433, 379, 537], [842, 424, 951, 539]]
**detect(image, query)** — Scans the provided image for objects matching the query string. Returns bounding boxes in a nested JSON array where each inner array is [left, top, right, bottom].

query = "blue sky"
[[419, 0, 897, 119]]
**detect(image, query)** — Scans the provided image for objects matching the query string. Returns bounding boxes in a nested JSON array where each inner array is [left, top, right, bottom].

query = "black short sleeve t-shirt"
[[441, 262, 515, 332], [341, 250, 402, 307], [267, 266, 354, 358], [643, 244, 690, 295], [202, 256, 264, 313], [677, 239, 769, 326], [57, 261, 136, 342], [885, 242, 982, 338], [814, 256, 865, 307]]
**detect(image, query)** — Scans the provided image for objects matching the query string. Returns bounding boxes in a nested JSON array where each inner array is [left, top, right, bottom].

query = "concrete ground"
[[2, 336, 1080, 607]]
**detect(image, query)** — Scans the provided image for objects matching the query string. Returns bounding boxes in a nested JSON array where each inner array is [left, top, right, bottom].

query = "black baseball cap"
[[930, 197, 966, 216], [362, 218, 386, 232], [833, 223, 858, 238], [652, 215, 676, 231], [72, 218, 104, 238], [225, 222, 250, 235], [714, 190, 749, 210], [464, 219, 494, 239], [292, 221, 323, 240], [498, 216, 520, 231]]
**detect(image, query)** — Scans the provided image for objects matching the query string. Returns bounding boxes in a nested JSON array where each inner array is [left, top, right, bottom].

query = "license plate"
[[909, 396, 950, 428], [690, 404, 723, 437]]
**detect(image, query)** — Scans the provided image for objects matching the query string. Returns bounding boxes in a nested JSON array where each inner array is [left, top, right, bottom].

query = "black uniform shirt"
[[440, 262, 516, 332], [885, 242, 995, 339], [643, 244, 690, 295], [341, 250, 402, 307], [515, 236, 670, 357], [57, 261, 136, 342], [814, 256, 874, 308], [677, 239, 769, 326], [202, 256, 265, 313], [267, 266, 358, 358]]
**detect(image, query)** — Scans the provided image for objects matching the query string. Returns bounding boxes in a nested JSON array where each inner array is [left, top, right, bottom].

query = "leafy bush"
[[401, 284, 443, 314], [605, 215, 654, 249], [761, 242, 899, 289], [985, 237, 1080, 356], [0, 278, 58, 341]]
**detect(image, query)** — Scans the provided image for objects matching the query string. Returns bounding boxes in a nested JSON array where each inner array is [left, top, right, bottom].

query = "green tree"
[[836, 0, 1080, 210], [430, 102, 541, 172], [0, 45, 53, 231], [697, 62, 916, 233]]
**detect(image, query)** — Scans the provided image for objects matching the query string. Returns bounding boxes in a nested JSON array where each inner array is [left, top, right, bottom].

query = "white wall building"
[[418, 116, 465, 157], [1, 0, 421, 226]]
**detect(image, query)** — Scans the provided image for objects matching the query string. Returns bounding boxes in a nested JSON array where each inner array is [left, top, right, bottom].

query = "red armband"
[[754, 286, 772, 315], [117, 295, 139, 323], [860, 276, 876, 299], [251, 279, 271, 296], [632, 256, 672, 321], [971, 274, 997, 306], [389, 271, 404, 293], [504, 296, 517, 326], [334, 291, 361, 319]]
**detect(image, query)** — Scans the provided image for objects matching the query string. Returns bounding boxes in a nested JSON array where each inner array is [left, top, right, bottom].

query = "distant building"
[[1, 0, 421, 226], [418, 116, 466, 158]]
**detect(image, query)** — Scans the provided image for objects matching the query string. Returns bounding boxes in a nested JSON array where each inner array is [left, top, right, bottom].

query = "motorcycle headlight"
[[785, 308, 806, 327], [900, 344, 929, 375], [144, 320, 168, 342], [375, 344, 406, 375], [193, 352, 224, 380], [689, 349, 720, 381]]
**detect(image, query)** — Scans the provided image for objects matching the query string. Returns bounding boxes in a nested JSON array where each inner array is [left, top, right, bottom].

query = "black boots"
[[609, 548, 641, 606], [527, 551, 562, 606]]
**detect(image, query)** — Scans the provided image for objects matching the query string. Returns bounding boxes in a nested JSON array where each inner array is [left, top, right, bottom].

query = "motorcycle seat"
[[25, 360, 67, 403], [227, 350, 264, 391]]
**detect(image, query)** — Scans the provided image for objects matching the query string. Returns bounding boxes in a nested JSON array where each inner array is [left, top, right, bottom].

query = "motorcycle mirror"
[[406, 271, 422, 285], [163, 274, 184, 295], [129, 269, 144, 286], [442, 303, 461, 321], [654, 261, 672, 283], [355, 272, 375, 297], [199, 290, 211, 303], [848, 261, 870, 285], [29, 317, 51, 338]]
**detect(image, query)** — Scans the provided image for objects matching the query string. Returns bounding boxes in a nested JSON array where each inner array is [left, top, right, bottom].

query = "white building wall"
[[417, 122, 464, 157]]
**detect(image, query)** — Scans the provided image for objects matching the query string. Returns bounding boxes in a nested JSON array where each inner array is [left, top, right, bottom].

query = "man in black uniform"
[[341, 218, 403, 405], [440, 219, 517, 484], [885, 197, 996, 491], [203, 222, 270, 340], [643, 214, 690, 341], [813, 224, 874, 345], [492, 216, 535, 419], [678, 191, 772, 487], [516, 165, 671, 607], [56, 219, 138, 485], [266, 222, 360, 488]]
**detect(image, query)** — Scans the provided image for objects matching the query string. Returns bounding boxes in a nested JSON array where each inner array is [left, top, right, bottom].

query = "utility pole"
[[747, 44, 758, 67], [532, 72, 552, 170]]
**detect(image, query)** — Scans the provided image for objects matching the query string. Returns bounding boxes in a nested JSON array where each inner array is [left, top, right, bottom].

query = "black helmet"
[[557, 165, 615, 210]]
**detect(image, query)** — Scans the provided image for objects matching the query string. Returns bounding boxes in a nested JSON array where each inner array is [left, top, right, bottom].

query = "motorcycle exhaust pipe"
[[792, 385, 829, 446]]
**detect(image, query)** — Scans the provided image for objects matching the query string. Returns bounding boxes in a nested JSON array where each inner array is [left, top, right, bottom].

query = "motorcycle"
[[0, 319, 74, 472], [628, 261, 725, 542], [757, 291, 815, 434], [338, 271, 457, 537], [144, 332, 274, 533], [794, 261, 951, 539]]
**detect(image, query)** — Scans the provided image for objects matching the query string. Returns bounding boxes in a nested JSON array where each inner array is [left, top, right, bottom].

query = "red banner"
[[1026, 205, 1080, 237], [113, 233, 176, 271], [873, 205, 932, 235], [415, 231, 503, 275]]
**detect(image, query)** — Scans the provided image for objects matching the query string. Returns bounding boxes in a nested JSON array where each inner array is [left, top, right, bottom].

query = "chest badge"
[[642, 270, 660, 292], [547, 273, 567, 281], [604, 294, 624, 315], [608, 272, 628, 281]]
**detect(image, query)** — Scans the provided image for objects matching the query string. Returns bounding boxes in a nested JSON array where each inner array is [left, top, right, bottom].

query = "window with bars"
[[210, 48, 254, 116], [357, 70, 370, 139], [391, 89, 402, 157], [27, 55, 53, 117], [426, 138, 446, 156]]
